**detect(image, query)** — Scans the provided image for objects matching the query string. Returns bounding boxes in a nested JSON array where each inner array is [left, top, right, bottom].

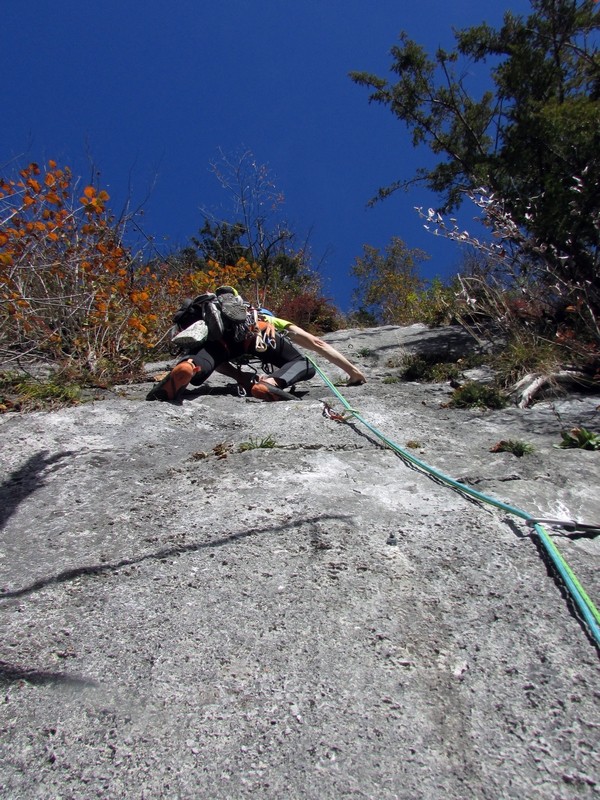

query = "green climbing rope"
[[309, 357, 600, 647]]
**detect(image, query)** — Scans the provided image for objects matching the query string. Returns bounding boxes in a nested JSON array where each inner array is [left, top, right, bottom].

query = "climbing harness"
[[308, 355, 600, 647]]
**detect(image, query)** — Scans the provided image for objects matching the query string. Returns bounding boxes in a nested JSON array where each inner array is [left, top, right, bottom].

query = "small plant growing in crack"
[[490, 439, 534, 457], [239, 434, 277, 452], [556, 427, 600, 451], [448, 381, 508, 410]]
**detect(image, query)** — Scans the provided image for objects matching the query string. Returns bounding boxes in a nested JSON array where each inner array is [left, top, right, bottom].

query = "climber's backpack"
[[170, 292, 249, 351]]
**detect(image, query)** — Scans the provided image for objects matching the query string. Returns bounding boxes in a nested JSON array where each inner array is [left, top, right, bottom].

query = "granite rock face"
[[1, 324, 599, 799]]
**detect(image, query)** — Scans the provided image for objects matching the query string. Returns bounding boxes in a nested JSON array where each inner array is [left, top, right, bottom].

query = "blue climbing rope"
[[309, 356, 600, 647]]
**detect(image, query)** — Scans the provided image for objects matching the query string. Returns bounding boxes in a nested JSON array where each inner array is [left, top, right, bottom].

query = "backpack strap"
[[203, 299, 225, 341], [172, 298, 194, 327]]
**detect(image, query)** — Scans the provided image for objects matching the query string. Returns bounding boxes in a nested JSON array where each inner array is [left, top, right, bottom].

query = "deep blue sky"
[[2, 0, 532, 311]]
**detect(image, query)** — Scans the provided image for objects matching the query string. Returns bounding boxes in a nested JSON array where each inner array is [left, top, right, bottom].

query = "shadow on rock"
[[0, 450, 75, 531], [0, 659, 98, 689], [0, 513, 350, 600]]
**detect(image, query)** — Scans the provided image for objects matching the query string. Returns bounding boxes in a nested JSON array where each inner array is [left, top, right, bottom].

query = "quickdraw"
[[526, 517, 600, 535], [321, 401, 352, 423], [249, 308, 276, 352]]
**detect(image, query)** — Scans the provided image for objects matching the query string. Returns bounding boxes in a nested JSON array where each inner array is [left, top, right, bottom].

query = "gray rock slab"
[[1, 325, 599, 799]]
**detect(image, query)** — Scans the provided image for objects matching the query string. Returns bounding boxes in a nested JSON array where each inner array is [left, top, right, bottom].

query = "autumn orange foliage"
[[0, 161, 261, 379]]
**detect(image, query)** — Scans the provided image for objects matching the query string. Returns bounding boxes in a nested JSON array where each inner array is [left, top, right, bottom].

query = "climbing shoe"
[[250, 381, 297, 402], [219, 294, 248, 323], [146, 360, 197, 402]]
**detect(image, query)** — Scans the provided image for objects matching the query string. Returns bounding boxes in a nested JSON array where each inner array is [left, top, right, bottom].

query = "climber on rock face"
[[147, 286, 316, 403], [147, 285, 368, 403]]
